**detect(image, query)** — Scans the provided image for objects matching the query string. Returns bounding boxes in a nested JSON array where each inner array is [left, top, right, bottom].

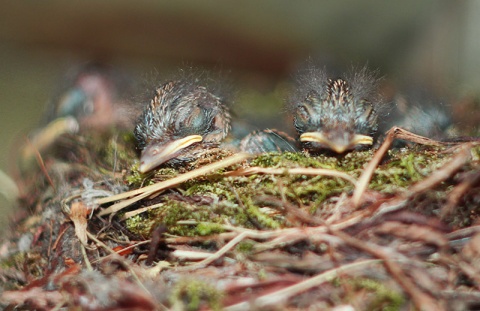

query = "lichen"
[[170, 278, 223, 311]]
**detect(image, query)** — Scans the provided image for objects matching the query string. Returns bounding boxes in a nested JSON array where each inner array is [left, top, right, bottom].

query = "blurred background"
[[1, 0, 479, 229]]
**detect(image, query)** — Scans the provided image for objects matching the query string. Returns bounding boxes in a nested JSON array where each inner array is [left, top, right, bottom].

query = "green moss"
[[125, 162, 148, 186], [288, 176, 349, 211], [195, 222, 225, 236], [184, 179, 237, 201], [170, 279, 223, 311], [153, 201, 208, 236], [242, 196, 281, 229], [257, 268, 268, 280], [0, 252, 25, 269], [250, 151, 375, 174], [124, 212, 160, 238], [125, 198, 257, 237], [101, 135, 136, 169], [236, 240, 255, 254], [472, 145, 480, 161], [352, 277, 405, 311], [370, 148, 449, 193], [125, 163, 177, 188], [338, 150, 374, 172], [123, 143, 470, 238]]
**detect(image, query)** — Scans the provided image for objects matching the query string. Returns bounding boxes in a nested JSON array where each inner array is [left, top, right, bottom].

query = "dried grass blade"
[[178, 231, 249, 271], [97, 153, 251, 216], [352, 127, 395, 207]]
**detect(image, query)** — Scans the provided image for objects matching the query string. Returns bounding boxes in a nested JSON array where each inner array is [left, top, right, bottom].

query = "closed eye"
[[356, 100, 373, 118]]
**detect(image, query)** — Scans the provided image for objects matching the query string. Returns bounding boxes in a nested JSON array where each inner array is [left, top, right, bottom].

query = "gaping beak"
[[139, 135, 203, 173], [300, 132, 373, 154]]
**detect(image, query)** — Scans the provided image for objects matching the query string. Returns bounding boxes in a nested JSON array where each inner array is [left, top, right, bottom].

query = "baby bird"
[[134, 80, 231, 173], [383, 90, 453, 140], [49, 62, 135, 130], [19, 63, 135, 172], [289, 65, 382, 154]]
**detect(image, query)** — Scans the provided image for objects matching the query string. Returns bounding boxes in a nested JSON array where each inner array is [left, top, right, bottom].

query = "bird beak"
[[139, 135, 203, 173], [20, 117, 80, 171], [300, 132, 373, 153]]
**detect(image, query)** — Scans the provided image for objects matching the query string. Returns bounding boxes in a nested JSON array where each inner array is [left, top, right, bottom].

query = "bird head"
[[134, 81, 230, 173], [291, 69, 380, 154]]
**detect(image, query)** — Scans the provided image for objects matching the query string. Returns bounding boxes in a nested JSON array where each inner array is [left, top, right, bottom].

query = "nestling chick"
[[19, 63, 135, 172], [49, 62, 135, 130], [289, 65, 383, 154], [383, 90, 453, 140], [134, 80, 231, 173]]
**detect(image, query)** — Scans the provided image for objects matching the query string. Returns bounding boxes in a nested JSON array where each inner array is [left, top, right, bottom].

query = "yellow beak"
[[300, 132, 373, 153], [139, 135, 203, 173]]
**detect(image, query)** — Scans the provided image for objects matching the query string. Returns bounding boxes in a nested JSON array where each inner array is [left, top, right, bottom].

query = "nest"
[[1, 127, 480, 311]]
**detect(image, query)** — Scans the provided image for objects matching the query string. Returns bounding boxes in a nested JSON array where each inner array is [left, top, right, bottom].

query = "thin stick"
[[96, 153, 250, 205], [90, 240, 151, 264], [353, 127, 447, 207], [169, 219, 364, 251], [352, 127, 395, 207], [177, 231, 249, 271], [27, 138, 56, 192], [121, 202, 164, 220]]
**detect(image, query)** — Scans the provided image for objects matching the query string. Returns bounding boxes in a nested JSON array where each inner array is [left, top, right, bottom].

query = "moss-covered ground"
[[1, 130, 480, 310]]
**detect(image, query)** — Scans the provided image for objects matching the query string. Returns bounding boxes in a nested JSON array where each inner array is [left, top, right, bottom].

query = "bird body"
[[134, 80, 231, 173], [238, 129, 298, 154], [289, 65, 382, 154]]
